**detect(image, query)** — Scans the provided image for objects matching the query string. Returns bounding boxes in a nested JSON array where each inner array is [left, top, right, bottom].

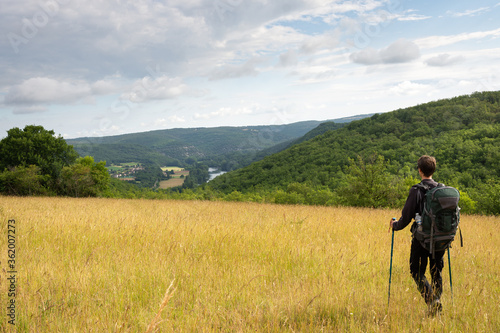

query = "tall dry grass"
[[0, 196, 498, 332]]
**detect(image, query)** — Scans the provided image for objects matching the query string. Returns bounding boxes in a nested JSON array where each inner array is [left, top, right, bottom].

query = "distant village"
[[107, 163, 145, 180]]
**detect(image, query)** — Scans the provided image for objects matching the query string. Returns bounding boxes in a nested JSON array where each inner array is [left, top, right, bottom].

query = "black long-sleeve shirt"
[[392, 178, 438, 232]]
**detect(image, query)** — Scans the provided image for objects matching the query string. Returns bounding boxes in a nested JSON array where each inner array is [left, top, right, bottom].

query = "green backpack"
[[413, 183, 462, 257]]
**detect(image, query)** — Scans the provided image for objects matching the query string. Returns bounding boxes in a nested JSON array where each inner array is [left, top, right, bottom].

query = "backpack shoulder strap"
[[414, 182, 429, 214]]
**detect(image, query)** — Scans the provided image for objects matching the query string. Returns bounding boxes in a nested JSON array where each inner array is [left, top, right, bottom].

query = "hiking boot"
[[428, 298, 443, 316]]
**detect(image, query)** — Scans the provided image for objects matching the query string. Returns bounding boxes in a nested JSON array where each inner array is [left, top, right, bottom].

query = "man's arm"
[[392, 186, 419, 231]]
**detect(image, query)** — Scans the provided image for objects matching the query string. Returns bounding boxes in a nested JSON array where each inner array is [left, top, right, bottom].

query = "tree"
[[0, 125, 78, 187], [130, 165, 166, 189], [341, 154, 405, 208], [472, 179, 500, 215], [0, 165, 48, 196], [60, 156, 110, 197], [182, 163, 209, 189]]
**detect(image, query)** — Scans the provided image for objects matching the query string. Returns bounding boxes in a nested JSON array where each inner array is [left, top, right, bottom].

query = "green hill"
[[213, 121, 348, 171], [67, 116, 370, 167], [207, 91, 500, 214], [72, 143, 178, 166]]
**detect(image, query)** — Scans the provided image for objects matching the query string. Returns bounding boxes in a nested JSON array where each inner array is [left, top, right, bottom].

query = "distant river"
[[208, 167, 226, 180]]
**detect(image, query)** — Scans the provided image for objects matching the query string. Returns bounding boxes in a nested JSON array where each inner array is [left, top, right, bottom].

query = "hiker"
[[389, 155, 444, 314]]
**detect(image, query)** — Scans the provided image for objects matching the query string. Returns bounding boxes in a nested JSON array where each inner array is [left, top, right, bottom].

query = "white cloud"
[[379, 39, 421, 63], [4, 77, 92, 105], [293, 66, 337, 84], [2, 74, 123, 108], [321, 1, 385, 17], [169, 115, 186, 123], [121, 76, 188, 103], [154, 116, 186, 127], [194, 106, 253, 120], [416, 28, 500, 49], [287, 52, 347, 84], [350, 39, 420, 65], [349, 47, 381, 65], [425, 54, 465, 67], [299, 30, 341, 54], [446, 7, 490, 17], [1, 0, 213, 81], [279, 49, 299, 67], [389, 81, 430, 96], [208, 57, 263, 81], [396, 13, 431, 21], [91, 77, 122, 95]]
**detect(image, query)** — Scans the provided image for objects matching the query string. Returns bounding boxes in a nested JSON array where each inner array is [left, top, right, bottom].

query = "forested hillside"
[[207, 91, 500, 214], [67, 116, 369, 168], [68, 121, 327, 166], [73, 143, 179, 166], [210, 121, 347, 171]]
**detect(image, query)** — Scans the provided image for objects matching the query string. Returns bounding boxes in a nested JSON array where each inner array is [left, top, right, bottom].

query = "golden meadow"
[[1, 196, 499, 332]]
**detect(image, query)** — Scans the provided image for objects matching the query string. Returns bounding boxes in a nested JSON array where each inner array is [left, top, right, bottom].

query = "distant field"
[[106, 165, 123, 172], [161, 166, 184, 172], [159, 178, 185, 188], [159, 169, 189, 188], [1, 197, 498, 332]]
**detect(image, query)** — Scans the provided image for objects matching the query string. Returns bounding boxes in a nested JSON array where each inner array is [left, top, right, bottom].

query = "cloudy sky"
[[1, 0, 500, 139]]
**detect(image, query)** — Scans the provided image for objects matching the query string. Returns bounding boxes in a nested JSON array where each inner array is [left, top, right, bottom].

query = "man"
[[389, 155, 444, 315]]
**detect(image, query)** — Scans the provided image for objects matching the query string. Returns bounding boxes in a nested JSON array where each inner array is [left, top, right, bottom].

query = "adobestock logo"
[[7, 0, 70, 54]]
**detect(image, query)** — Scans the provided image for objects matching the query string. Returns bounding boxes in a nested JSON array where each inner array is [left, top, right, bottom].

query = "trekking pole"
[[388, 227, 395, 307], [448, 247, 453, 305]]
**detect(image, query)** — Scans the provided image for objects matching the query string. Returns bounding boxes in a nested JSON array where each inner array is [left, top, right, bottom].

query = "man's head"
[[417, 155, 436, 178]]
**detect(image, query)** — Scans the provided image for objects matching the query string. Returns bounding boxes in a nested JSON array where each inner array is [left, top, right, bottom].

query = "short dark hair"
[[418, 155, 436, 177]]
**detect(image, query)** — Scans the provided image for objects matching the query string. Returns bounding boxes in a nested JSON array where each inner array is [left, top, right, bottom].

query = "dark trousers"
[[409, 238, 445, 304]]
